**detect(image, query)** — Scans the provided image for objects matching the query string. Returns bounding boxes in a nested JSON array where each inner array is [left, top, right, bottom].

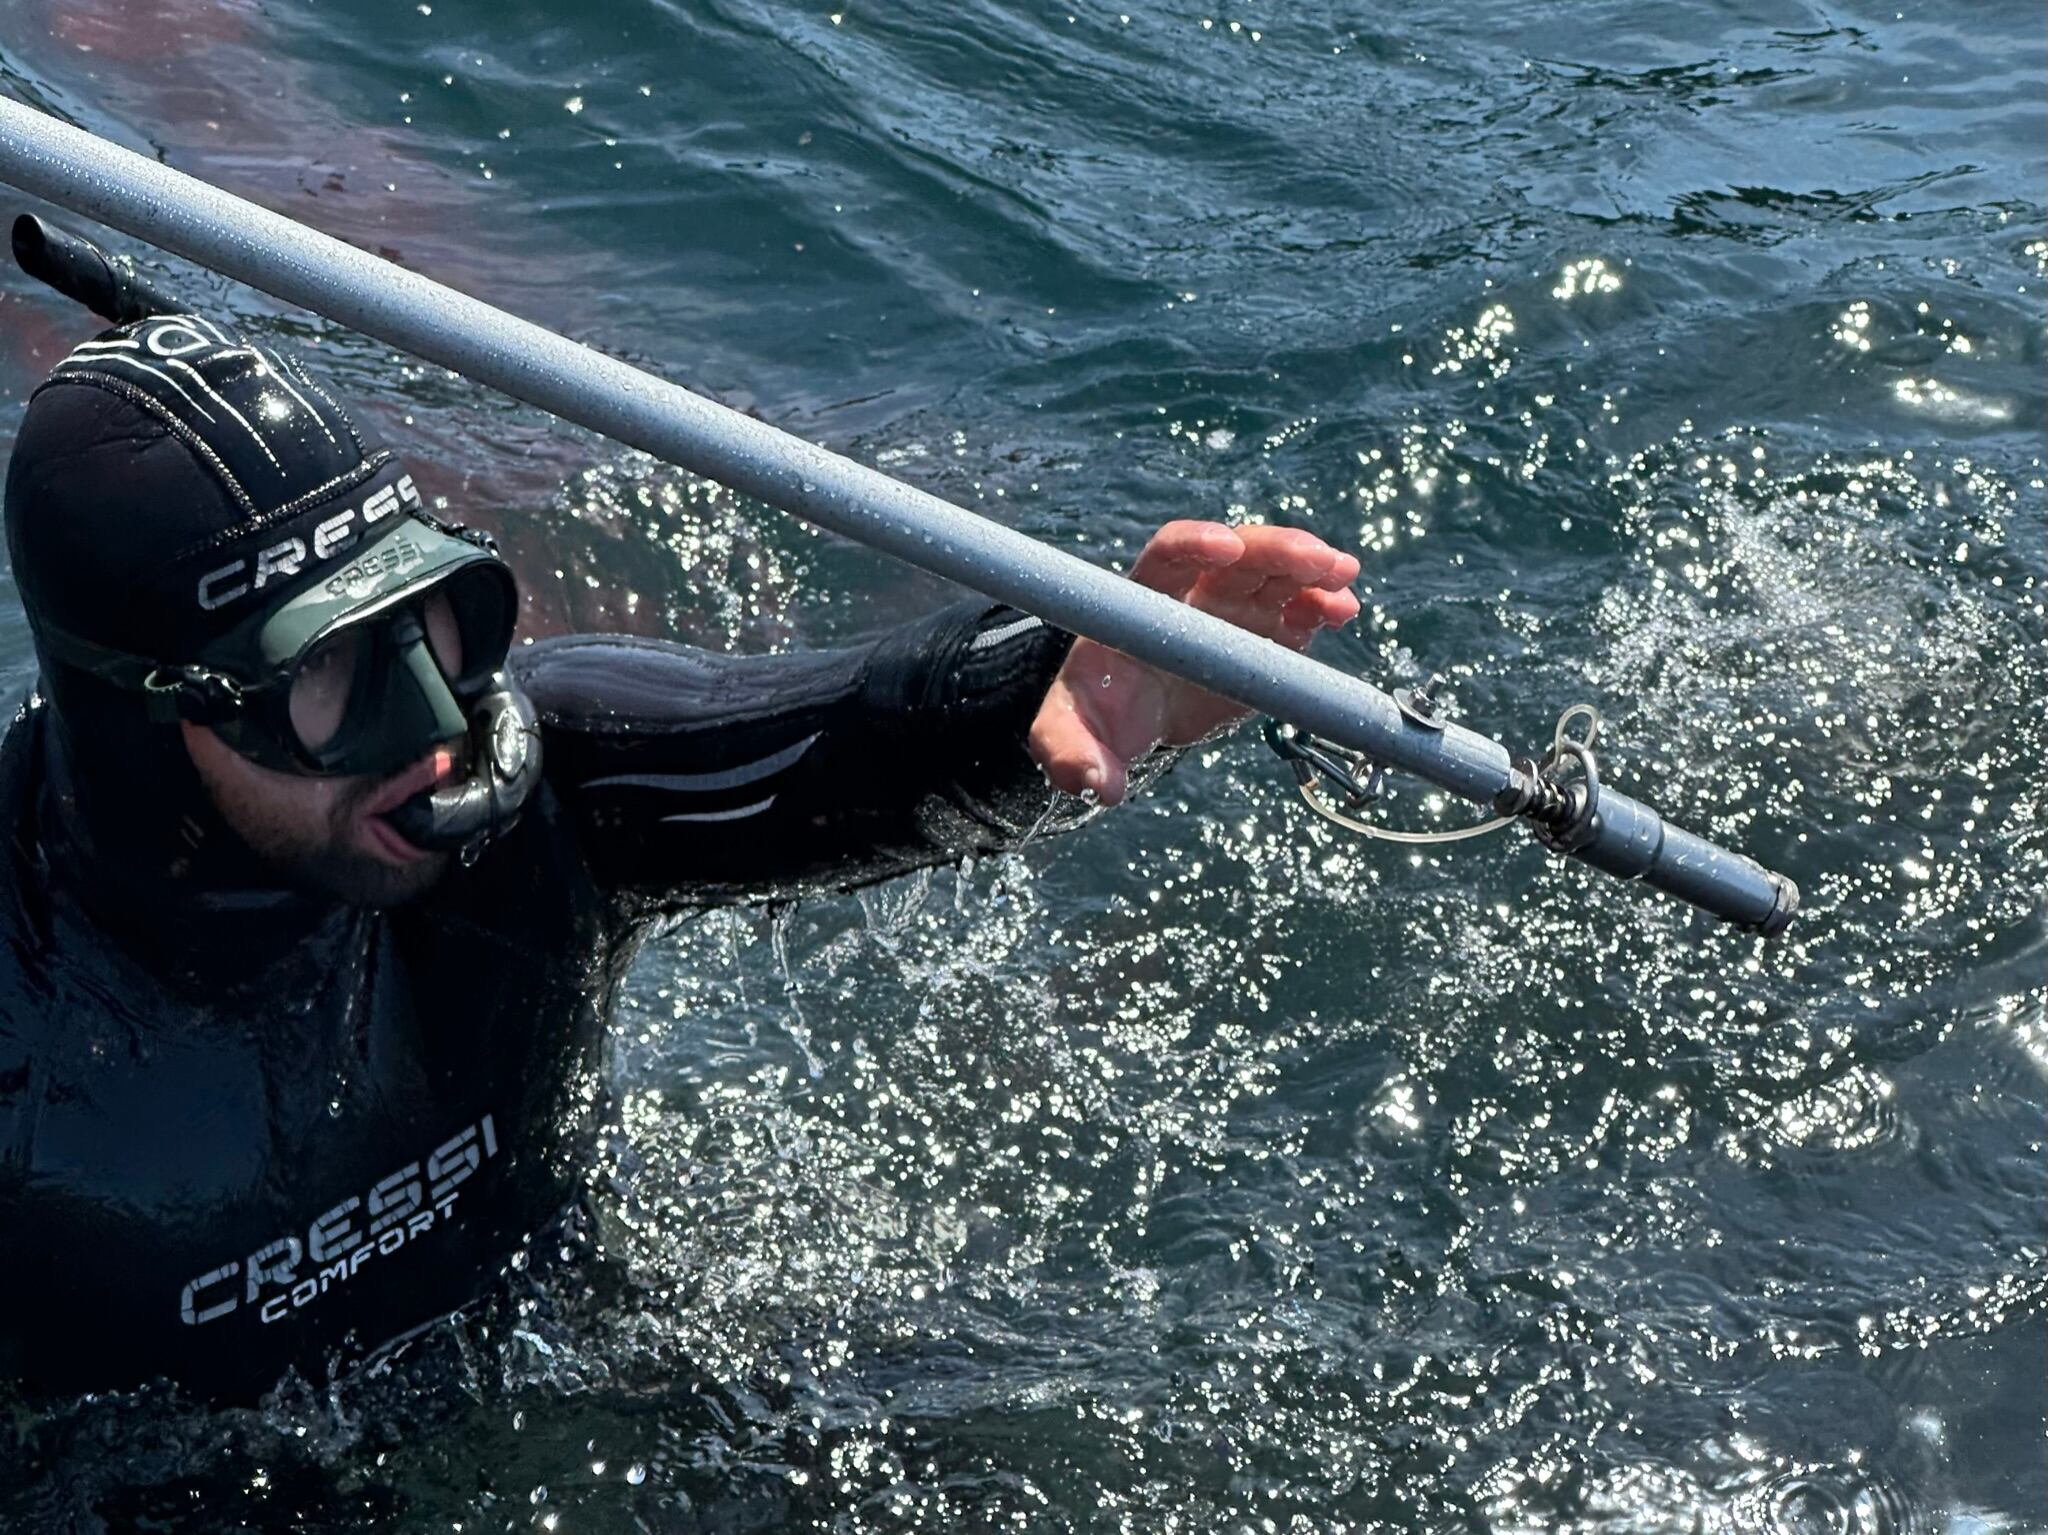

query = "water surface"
[[0, 1, 2042, 1529]]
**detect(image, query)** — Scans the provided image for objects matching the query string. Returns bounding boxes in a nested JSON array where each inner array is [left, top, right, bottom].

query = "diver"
[[0, 313, 1360, 1400]]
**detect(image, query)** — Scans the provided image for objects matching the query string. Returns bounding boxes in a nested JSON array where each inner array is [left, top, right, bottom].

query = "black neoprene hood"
[[5, 313, 416, 681]]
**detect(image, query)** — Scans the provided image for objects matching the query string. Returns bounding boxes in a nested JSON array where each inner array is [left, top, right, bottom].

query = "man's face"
[[181, 722, 459, 906]]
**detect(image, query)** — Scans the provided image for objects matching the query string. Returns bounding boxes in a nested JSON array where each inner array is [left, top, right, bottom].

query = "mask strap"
[[31, 622, 255, 725]]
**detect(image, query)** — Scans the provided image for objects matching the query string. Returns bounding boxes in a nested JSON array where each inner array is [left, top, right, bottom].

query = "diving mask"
[[39, 516, 542, 855]]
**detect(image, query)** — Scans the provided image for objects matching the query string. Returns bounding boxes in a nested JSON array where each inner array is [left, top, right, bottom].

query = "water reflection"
[[0, 0, 2043, 1528]]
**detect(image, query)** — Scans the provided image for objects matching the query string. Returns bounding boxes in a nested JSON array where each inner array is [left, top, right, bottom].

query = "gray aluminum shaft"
[[0, 97, 1797, 930]]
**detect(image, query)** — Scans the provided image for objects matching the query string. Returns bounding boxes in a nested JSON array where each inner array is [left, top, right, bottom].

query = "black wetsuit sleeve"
[[510, 600, 1116, 909]]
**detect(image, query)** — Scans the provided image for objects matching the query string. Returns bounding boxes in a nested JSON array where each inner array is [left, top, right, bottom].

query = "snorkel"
[[384, 679, 540, 856], [11, 216, 542, 864]]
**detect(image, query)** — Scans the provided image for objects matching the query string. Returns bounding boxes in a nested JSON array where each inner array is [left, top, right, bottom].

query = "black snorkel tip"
[[13, 212, 185, 324]]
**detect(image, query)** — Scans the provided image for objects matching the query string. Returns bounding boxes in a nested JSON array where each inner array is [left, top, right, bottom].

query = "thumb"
[[1027, 682, 1131, 805]]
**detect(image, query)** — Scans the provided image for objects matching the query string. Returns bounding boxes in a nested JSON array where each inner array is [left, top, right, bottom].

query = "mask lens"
[[429, 564, 515, 693], [423, 588, 463, 680], [287, 626, 366, 753]]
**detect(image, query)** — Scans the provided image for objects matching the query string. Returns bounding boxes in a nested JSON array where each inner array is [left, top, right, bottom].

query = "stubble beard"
[[251, 777, 452, 908]]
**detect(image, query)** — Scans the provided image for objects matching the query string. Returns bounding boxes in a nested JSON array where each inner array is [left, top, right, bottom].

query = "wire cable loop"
[[1268, 702, 1604, 847]]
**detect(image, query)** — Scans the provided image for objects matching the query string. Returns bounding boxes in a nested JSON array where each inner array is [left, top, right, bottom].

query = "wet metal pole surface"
[[0, 98, 1796, 930]]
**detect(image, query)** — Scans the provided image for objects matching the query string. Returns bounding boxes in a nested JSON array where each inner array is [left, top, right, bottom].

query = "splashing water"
[[0, 0, 2042, 1530]]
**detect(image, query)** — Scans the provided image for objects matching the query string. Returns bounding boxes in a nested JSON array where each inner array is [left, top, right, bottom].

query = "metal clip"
[[1262, 720, 1382, 806]]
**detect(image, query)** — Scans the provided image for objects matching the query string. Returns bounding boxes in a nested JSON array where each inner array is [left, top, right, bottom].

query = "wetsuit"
[[0, 599, 1086, 1401]]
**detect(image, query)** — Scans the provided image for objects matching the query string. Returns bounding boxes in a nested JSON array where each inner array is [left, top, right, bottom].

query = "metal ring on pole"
[[1532, 739, 1601, 855]]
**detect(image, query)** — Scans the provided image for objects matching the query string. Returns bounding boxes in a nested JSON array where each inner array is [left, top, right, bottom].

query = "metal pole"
[[0, 98, 1796, 932]]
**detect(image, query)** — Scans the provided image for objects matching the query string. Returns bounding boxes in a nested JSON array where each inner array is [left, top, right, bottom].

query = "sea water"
[[0, 1, 2041, 1528]]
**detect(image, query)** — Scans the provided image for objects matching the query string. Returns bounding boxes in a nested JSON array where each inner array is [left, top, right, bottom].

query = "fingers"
[[1128, 521, 1359, 604], [1126, 520, 1246, 601], [1205, 525, 1356, 598], [1316, 545, 1363, 590], [1196, 527, 1362, 648], [1279, 585, 1361, 640]]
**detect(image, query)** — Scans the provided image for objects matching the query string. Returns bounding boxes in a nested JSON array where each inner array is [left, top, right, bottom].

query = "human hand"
[[1027, 520, 1361, 805]]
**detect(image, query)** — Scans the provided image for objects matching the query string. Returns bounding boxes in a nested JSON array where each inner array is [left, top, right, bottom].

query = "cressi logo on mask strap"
[[195, 472, 425, 612]]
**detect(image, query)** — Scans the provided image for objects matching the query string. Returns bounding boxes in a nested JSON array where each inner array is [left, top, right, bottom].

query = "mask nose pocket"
[[379, 615, 471, 765]]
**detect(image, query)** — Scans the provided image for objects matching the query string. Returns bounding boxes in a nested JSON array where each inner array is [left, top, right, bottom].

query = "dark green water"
[[2, 1, 2044, 1530]]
